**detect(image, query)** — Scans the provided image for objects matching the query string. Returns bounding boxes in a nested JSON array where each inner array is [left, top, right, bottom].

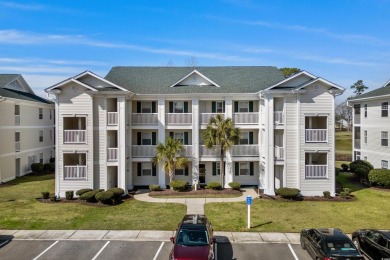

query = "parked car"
[[352, 229, 390, 260], [169, 214, 215, 260], [300, 228, 364, 260]]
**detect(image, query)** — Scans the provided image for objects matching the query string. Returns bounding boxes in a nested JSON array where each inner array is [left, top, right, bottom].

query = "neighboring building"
[[348, 79, 390, 168], [45, 67, 344, 197], [0, 74, 55, 183]]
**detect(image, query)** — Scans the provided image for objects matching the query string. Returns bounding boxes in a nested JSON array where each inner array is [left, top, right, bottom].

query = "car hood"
[[173, 244, 210, 260]]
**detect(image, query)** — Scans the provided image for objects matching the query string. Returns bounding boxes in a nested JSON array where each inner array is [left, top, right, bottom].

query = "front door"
[[199, 164, 206, 184]]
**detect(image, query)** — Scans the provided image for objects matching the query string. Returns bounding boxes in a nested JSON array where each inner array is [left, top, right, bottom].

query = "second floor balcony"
[[107, 148, 118, 162], [233, 112, 259, 124], [354, 139, 361, 149], [231, 145, 259, 157], [274, 111, 284, 125], [199, 145, 221, 157], [132, 145, 156, 157], [132, 113, 158, 125], [274, 146, 284, 160], [107, 112, 119, 126], [305, 129, 328, 142], [305, 165, 327, 179], [64, 165, 87, 180], [200, 113, 225, 125], [64, 130, 86, 144], [166, 113, 192, 125]]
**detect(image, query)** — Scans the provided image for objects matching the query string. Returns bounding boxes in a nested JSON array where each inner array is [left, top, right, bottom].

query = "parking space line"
[[288, 243, 299, 260], [32, 240, 59, 260], [153, 242, 164, 260], [0, 240, 10, 247], [91, 241, 110, 260]]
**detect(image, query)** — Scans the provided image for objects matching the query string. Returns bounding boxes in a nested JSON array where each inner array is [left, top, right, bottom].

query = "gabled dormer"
[[0, 74, 35, 94], [169, 70, 221, 88]]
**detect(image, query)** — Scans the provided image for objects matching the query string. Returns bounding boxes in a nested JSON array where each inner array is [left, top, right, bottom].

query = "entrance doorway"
[[15, 158, 21, 177], [199, 164, 206, 184]]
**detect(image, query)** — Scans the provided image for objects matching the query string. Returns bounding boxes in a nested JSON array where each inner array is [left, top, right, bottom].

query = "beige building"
[[0, 74, 55, 183]]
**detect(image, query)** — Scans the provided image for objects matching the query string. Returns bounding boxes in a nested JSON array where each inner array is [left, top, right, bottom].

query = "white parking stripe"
[[91, 241, 110, 260], [288, 243, 299, 260], [0, 240, 9, 247], [32, 240, 59, 260], [153, 242, 164, 260]]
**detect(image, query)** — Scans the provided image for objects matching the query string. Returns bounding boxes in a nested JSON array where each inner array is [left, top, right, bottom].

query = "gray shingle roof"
[[104, 66, 284, 94], [0, 88, 52, 104], [0, 74, 19, 88], [349, 84, 390, 101]]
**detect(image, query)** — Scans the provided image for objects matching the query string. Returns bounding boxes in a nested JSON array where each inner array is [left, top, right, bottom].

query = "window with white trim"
[[39, 130, 43, 142], [381, 160, 388, 169], [364, 130, 367, 144], [173, 101, 184, 113], [39, 108, 43, 119], [240, 132, 249, 144], [364, 156, 367, 161], [239, 162, 249, 176], [142, 102, 152, 113], [216, 101, 224, 113], [142, 132, 152, 145], [174, 132, 184, 143], [15, 132, 20, 152], [381, 131, 388, 146], [142, 162, 152, 176], [175, 168, 184, 176], [238, 101, 249, 112], [382, 102, 388, 117], [364, 104, 367, 117], [15, 105, 20, 115]]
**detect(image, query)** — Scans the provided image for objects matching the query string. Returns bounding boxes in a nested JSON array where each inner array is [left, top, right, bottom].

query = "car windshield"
[[177, 229, 209, 246], [324, 239, 358, 255]]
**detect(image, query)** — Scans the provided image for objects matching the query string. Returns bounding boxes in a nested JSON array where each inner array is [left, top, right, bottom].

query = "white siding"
[[285, 95, 299, 188]]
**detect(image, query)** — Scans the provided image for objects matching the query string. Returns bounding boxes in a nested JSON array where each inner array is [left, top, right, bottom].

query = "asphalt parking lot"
[[0, 239, 312, 260]]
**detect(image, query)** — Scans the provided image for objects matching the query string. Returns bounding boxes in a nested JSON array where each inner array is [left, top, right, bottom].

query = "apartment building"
[[45, 67, 344, 197], [348, 80, 390, 168], [0, 74, 55, 183]]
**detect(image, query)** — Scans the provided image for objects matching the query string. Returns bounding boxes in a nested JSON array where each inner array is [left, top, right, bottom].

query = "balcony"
[[305, 165, 327, 178], [64, 165, 87, 180], [274, 146, 284, 160], [200, 113, 225, 125], [132, 113, 158, 125], [15, 115, 20, 126], [107, 148, 118, 161], [231, 145, 259, 157], [199, 145, 221, 157], [63, 130, 86, 144], [233, 112, 259, 124], [354, 139, 361, 149], [15, 141, 20, 152], [305, 129, 328, 142], [166, 113, 192, 125], [107, 112, 118, 126], [274, 111, 284, 125], [132, 145, 156, 157], [181, 145, 193, 157]]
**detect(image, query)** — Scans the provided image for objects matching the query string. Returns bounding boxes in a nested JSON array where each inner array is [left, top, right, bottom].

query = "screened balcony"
[[305, 116, 328, 142], [305, 153, 328, 179], [63, 117, 86, 144], [63, 153, 87, 180]]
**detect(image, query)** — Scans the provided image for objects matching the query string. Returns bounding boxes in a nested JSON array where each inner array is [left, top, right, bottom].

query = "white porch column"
[[264, 95, 275, 195], [192, 98, 199, 186], [225, 98, 233, 187], [127, 98, 133, 190], [96, 96, 108, 190], [157, 97, 166, 188], [117, 97, 126, 192]]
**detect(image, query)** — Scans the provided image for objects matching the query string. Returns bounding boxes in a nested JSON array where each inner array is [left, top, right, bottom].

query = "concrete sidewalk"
[[133, 188, 259, 214], [0, 229, 301, 244]]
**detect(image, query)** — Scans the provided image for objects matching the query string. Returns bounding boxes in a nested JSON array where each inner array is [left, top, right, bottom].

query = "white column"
[[192, 98, 199, 186], [264, 95, 275, 195], [225, 98, 233, 187], [157, 97, 166, 188], [117, 97, 126, 192], [127, 98, 133, 190], [97, 97, 107, 190]]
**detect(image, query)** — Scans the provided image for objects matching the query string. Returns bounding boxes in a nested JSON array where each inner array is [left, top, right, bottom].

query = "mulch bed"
[[36, 194, 133, 207], [149, 188, 242, 197], [258, 191, 356, 202]]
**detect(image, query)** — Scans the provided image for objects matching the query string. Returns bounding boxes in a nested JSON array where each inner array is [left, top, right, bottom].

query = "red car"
[[169, 214, 215, 260]]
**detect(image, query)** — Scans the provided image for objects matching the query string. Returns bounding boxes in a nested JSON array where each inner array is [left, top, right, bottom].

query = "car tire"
[[353, 238, 360, 251], [300, 239, 306, 250]]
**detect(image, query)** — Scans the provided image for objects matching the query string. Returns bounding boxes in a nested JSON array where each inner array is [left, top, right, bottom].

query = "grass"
[[335, 131, 352, 156], [336, 172, 362, 192], [150, 193, 241, 198], [0, 173, 186, 230]]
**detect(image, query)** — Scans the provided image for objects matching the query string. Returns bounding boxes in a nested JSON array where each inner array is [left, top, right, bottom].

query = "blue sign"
[[246, 196, 252, 205]]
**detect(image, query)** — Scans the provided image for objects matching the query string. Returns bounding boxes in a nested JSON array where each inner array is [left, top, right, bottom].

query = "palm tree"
[[152, 137, 189, 188], [201, 114, 240, 187]]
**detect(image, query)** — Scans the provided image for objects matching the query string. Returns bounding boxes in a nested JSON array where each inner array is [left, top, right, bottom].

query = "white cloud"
[[0, 1, 44, 10]]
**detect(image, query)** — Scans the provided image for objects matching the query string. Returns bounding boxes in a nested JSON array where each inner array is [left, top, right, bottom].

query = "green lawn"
[[335, 131, 352, 156], [0, 173, 186, 230]]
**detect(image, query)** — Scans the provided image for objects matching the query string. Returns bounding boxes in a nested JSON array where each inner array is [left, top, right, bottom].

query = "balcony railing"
[[305, 165, 327, 178], [15, 115, 20, 125], [233, 112, 259, 124], [132, 113, 158, 125], [64, 165, 87, 179], [274, 111, 284, 125], [107, 148, 118, 161], [166, 113, 192, 125], [181, 145, 193, 157], [64, 130, 86, 144], [15, 141, 20, 152], [274, 146, 284, 160], [231, 145, 259, 156], [200, 113, 225, 124], [199, 145, 221, 157], [132, 145, 156, 157], [305, 129, 328, 142], [107, 112, 118, 126], [354, 139, 361, 149]]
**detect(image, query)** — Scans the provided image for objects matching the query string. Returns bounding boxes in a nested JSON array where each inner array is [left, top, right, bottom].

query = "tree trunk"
[[169, 169, 174, 190], [220, 149, 224, 188]]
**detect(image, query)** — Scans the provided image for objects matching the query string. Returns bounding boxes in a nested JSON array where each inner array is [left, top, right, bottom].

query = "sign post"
[[246, 196, 252, 229]]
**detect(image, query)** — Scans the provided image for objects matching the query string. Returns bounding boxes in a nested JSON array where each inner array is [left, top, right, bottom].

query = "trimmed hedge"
[[341, 163, 349, 171], [323, 191, 331, 199], [206, 182, 222, 190], [369, 169, 390, 188], [350, 160, 373, 182], [65, 191, 74, 200], [149, 184, 161, 191], [275, 188, 300, 199], [79, 189, 103, 202], [41, 191, 50, 199], [44, 163, 55, 172], [76, 188, 93, 196], [228, 181, 241, 190], [96, 191, 114, 204], [107, 187, 125, 199], [49, 157, 55, 163], [31, 163, 44, 173], [170, 180, 188, 191]]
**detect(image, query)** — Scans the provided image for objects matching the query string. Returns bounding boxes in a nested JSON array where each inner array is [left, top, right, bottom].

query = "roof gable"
[[0, 74, 35, 94], [170, 70, 221, 88]]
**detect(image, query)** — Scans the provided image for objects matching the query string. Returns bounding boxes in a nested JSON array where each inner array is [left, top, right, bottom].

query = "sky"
[[0, 0, 390, 102]]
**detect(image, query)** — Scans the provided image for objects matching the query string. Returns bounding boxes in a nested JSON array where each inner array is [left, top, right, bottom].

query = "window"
[[364, 156, 367, 161], [175, 168, 184, 176], [50, 109, 52, 120], [238, 101, 249, 112], [39, 130, 43, 142], [39, 153, 43, 164], [15, 132, 20, 152], [39, 108, 43, 119], [216, 101, 224, 113], [174, 132, 184, 143], [381, 131, 388, 146], [15, 105, 20, 115], [142, 133, 152, 145], [364, 130, 367, 144], [142, 163, 152, 176], [212, 162, 221, 176], [240, 132, 249, 144], [141, 102, 152, 113], [364, 104, 367, 117], [354, 104, 360, 115], [381, 160, 388, 169], [239, 162, 249, 175], [174, 101, 184, 113], [382, 102, 388, 117]]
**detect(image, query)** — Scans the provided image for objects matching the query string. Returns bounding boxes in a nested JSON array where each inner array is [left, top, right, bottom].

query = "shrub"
[[79, 189, 103, 202], [343, 188, 351, 196], [275, 188, 300, 199], [76, 188, 93, 196], [340, 191, 349, 199], [228, 181, 241, 190], [207, 182, 222, 190], [49, 193, 57, 202], [31, 163, 44, 174], [323, 191, 331, 199], [354, 166, 370, 182], [335, 168, 340, 176], [41, 191, 50, 199], [43, 163, 55, 172], [96, 191, 114, 204], [49, 157, 55, 163], [170, 180, 188, 191], [341, 163, 349, 172], [107, 187, 125, 199], [350, 160, 373, 173], [65, 191, 74, 200], [149, 184, 161, 191], [368, 169, 390, 188]]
